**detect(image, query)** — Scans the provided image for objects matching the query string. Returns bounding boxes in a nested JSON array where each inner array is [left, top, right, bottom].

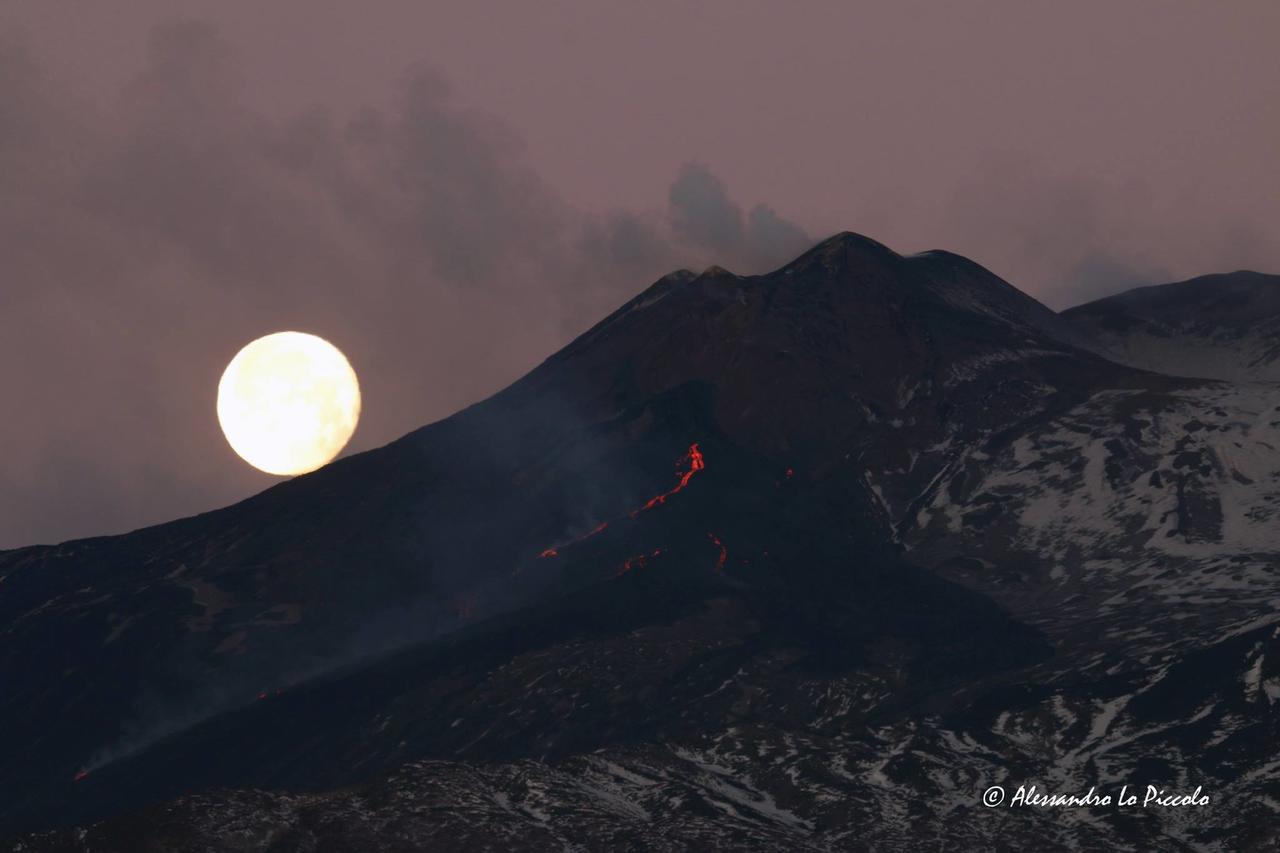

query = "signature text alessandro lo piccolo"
[[982, 784, 1210, 809]]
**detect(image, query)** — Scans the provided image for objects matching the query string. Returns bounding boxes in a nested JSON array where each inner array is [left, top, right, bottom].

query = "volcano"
[[4, 233, 1278, 851], [1063, 270, 1280, 381]]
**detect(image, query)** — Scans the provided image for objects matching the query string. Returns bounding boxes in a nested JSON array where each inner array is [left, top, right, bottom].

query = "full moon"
[[216, 332, 361, 476]]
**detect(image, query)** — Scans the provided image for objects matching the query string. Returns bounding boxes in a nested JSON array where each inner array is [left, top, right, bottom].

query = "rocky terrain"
[[1063, 271, 1280, 381], [4, 233, 1278, 851]]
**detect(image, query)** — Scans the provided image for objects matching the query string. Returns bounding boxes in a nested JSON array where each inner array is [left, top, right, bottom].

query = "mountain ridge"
[[1062, 269, 1280, 381], [4, 232, 1278, 850]]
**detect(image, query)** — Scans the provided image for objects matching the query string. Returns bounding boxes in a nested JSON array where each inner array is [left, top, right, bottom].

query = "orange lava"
[[617, 548, 664, 577], [536, 443, 705, 560], [634, 444, 705, 515], [707, 533, 727, 573], [537, 522, 608, 560]]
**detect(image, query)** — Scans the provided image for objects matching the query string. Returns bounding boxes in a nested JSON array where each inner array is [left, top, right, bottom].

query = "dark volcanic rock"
[[1063, 270, 1280, 380], [4, 234, 1279, 851]]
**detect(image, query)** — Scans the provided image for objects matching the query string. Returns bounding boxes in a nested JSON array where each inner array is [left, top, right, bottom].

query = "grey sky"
[[1, 1, 1277, 547]]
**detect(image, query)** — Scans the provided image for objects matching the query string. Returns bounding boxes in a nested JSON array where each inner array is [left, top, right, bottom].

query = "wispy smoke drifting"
[[928, 153, 1262, 310], [0, 20, 807, 549], [669, 163, 810, 272]]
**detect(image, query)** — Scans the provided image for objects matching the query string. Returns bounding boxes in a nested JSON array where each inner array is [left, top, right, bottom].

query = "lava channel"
[[707, 533, 727, 573], [632, 443, 705, 516], [617, 549, 663, 577], [537, 443, 705, 559]]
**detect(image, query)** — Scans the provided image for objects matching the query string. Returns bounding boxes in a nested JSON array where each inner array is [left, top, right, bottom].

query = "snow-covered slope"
[[1063, 271, 1280, 381], [6, 236, 1280, 852], [885, 379, 1280, 666]]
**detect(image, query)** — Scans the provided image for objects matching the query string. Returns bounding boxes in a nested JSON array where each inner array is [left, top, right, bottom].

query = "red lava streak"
[[73, 770, 89, 782], [617, 549, 664, 577], [537, 444, 705, 559], [633, 444, 706, 516], [707, 533, 727, 572], [537, 522, 608, 560]]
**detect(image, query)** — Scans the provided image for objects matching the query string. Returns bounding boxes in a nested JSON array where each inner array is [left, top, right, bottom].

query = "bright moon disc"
[[217, 332, 361, 476]]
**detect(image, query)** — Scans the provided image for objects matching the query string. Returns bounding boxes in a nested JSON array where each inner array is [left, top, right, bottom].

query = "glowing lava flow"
[[707, 533, 727, 573], [632, 444, 705, 516], [617, 548, 664, 577], [73, 769, 89, 783], [537, 521, 609, 560], [537, 444, 705, 560]]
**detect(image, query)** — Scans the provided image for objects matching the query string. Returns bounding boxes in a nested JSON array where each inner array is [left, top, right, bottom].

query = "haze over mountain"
[[5, 3, 1280, 554], [4, 234, 1278, 851]]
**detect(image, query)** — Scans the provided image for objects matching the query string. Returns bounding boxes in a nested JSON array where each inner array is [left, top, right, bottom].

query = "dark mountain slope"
[[0, 232, 1105, 834], [1062, 270, 1280, 380], [5, 234, 1278, 850]]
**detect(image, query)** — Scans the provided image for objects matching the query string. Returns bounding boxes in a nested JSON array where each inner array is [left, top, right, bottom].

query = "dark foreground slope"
[[5, 235, 1279, 851]]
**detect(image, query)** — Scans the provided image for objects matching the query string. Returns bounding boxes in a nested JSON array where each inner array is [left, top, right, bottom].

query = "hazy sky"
[[2, 1, 1277, 548]]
